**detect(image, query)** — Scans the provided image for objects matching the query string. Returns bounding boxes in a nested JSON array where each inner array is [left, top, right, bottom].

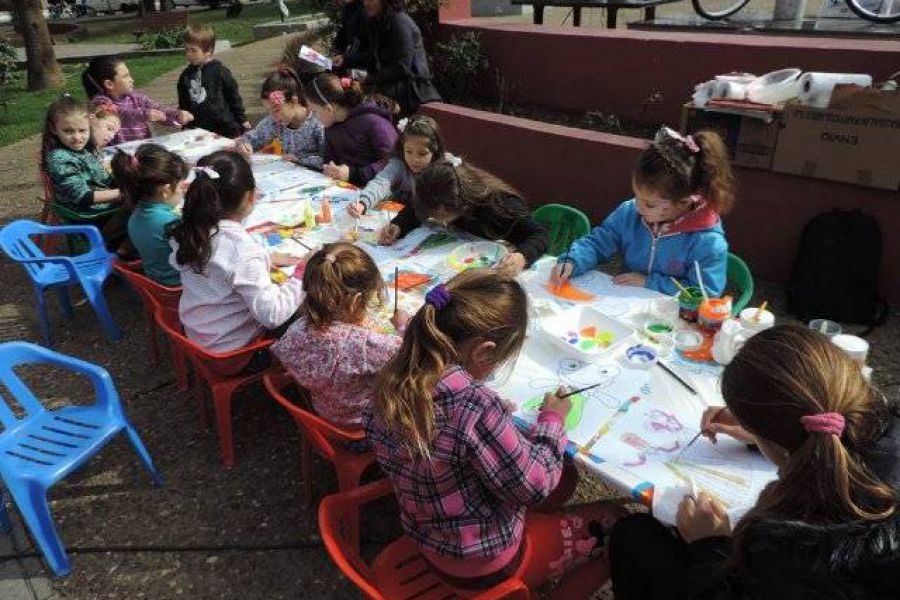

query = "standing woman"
[[345, 0, 441, 116]]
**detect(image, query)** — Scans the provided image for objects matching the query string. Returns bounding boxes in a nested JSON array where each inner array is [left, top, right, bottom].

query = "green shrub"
[[0, 38, 18, 88], [432, 31, 487, 103], [138, 27, 184, 50]]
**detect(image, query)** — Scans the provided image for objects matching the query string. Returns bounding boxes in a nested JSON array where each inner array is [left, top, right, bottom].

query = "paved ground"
[[1, 26, 898, 600]]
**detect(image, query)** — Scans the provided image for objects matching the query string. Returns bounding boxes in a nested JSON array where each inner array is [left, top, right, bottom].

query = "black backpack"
[[788, 209, 887, 331]]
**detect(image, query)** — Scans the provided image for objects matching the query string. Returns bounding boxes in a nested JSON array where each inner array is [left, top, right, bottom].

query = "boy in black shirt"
[[177, 24, 249, 138]]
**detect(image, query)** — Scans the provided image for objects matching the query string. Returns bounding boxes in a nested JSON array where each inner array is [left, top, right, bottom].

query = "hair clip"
[[446, 154, 463, 168], [324, 253, 337, 264], [657, 126, 700, 154], [397, 117, 409, 132], [94, 101, 118, 116], [267, 90, 286, 107], [425, 284, 451, 310], [194, 166, 220, 180], [800, 412, 845, 437], [340, 77, 352, 90]]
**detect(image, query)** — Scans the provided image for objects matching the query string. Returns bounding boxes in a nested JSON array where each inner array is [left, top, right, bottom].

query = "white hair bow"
[[446, 153, 462, 168], [397, 117, 409, 132], [194, 166, 220, 180]]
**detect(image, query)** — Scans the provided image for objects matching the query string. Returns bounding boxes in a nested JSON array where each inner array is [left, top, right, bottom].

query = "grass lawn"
[[88, 1, 319, 46], [0, 54, 185, 148]]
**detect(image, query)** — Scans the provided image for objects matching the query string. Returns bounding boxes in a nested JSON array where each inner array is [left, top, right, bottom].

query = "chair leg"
[[300, 435, 314, 507], [33, 286, 53, 348], [211, 383, 237, 468], [5, 482, 71, 576], [81, 279, 123, 341], [56, 286, 74, 319], [169, 343, 190, 392], [0, 492, 12, 534], [122, 425, 164, 487], [191, 375, 209, 427], [145, 309, 161, 366]]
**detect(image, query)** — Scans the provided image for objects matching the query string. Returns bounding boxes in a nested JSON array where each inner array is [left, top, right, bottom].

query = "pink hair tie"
[[340, 77, 352, 90], [800, 412, 845, 437], [268, 91, 286, 107], [130, 155, 139, 168]]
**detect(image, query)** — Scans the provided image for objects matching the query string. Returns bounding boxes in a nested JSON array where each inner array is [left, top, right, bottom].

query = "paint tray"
[[540, 306, 636, 361], [446, 241, 507, 273]]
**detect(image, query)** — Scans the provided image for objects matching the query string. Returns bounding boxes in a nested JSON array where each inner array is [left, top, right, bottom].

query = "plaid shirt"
[[92, 92, 181, 144], [364, 366, 567, 561]]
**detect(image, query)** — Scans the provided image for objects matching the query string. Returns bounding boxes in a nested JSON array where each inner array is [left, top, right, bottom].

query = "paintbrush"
[[670, 276, 691, 296], [559, 382, 605, 399], [290, 234, 314, 251], [557, 246, 572, 290], [753, 301, 768, 323], [393, 266, 399, 315], [673, 407, 726, 463], [694, 260, 709, 301], [657, 360, 698, 396]]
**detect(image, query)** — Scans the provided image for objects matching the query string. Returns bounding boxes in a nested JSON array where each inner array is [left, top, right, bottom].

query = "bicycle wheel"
[[845, 0, 900, 23], [692, 0, 751, 19]]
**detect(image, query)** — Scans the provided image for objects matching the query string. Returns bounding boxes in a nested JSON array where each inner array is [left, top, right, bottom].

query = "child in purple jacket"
[[303, 73, 397, 186], [366, 270, 625, 593], [83, 56, 193, 144]]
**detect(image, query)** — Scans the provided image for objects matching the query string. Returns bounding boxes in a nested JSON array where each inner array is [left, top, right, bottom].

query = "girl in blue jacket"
[[550, 127, 736, 297]]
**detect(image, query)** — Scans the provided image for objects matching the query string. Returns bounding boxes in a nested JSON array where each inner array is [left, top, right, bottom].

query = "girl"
[[609, 324, 899, 600], [169, 151, 304, 353], [377, 159, 548, 275], [82, 56, 193, 144], [89, 100, 121, 154], [235, 67, 325, 170], [303, 73, 397, 186], [550, 126, 735, 296], [111, 143, 188, 287], [366, 269, 624, 593], [271, 243, 408, 429], [346, 114, 450, 217], [41, 95, 127, 248]]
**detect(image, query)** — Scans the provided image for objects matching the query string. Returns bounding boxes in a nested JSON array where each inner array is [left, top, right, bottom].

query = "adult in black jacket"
[[608, 325, 900, 600], [344, 0, 441, 116], [331, 0, 367, 69]]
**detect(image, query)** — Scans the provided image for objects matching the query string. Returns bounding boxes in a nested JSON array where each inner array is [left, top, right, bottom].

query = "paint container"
[[739, 307, 775, 333], [320, 199, 332, 223], [831, 334, 869, 365], [672, 329, 704, 352], [625, 345, 659, 369], [650, 296, 680, 323], [809, 319, 842, 339], [643, 320, 675, 342], [677, 287, 704, 322], [698, 297, 732, 331]]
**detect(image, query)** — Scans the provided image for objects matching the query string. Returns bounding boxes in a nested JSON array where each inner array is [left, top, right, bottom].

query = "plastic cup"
[[809, 319, 842, 339], [651, 296, 680, 323], [831, 334, 869, 365], [698, 297, 732, 331], [739, 307, 775, 333], [677, 287, 704, 322]]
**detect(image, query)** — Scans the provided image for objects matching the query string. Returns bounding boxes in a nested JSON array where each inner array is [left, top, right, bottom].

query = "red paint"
[[421, 103, 900, 302]]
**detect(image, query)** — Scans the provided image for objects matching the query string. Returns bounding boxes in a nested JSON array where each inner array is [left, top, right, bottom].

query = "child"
[[366, 269, 624, 592], [347, 114, 451, 217], [111, 143, 188, 286], [609, 324, 899, 600], [177, 23, 249, 138], [550, 126, 735, 296], [83, 56, 193, 144], [89, 100, 121, 154], [271, 243, 408, 429], [303, 73, 397, 186], [377, 159, 548, 275], [169, 151, 304, 353], [41, 95, 127, 249], [235, 67, 324, 170]]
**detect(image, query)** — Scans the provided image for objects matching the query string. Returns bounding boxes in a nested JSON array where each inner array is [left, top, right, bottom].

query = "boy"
[[177, 24, 250, 138]]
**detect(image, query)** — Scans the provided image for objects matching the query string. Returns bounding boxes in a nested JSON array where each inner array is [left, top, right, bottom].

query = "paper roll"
[[746, 68, 803, 105], [692, 81, 715, 108], [723, 82, 748, 100], [798, 72, 873, 108], [715, 72, 757, 85]]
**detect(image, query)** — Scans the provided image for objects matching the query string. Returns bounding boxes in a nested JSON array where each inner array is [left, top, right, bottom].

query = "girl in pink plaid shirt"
[[272, 243, 409, 430], [366, 270, 625, 595]]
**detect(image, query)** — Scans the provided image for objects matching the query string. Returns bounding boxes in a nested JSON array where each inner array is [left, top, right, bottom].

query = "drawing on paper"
[[520, 361, 625, 431], [387, 270, 435, 291], [406, 232, 457, 256], [545, 281, 596, 301]]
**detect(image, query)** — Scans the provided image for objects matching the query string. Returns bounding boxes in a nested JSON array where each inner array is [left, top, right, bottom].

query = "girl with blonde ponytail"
[[609, 324, 900, 600], [366, 269, 627, 593]]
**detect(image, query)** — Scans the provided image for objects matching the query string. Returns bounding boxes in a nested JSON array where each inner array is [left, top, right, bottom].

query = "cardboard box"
[[772, 99, 900, 191], [680, 104, 782, 170]]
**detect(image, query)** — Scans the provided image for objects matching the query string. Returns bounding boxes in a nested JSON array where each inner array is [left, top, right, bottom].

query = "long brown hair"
[[299, 242, 384, 328], [633, 127, 735, 216], [723, 325, 896, 567], [110, 143, 188, 210], [373, 269, 528, 458]]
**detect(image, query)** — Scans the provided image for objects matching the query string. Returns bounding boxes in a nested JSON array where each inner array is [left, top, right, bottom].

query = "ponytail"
[[303, 73, 364, 109], [170, 151, 255, 273], [82, 56, 121, 99], [693, 130, 735, 216], [110, 144, 188, 210], [299, 242, 384, 328], [373, 270, 528, 458]]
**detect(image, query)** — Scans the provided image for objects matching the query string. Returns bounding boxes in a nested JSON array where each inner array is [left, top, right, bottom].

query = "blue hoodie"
[[561, 198, 728, 297]]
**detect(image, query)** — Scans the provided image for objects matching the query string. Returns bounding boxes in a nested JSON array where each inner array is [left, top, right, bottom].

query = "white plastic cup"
[[809, 319, 842, 339], [831, 334, 869, 365], [739, 307, 775, 333], [650, 296, 680, 323]]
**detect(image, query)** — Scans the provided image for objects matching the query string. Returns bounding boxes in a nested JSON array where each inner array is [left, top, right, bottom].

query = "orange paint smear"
[[376, 200, 405, 212], [545, 281, 596, 301], [394, 272, 432, 290], [680, 330, 715, 363]]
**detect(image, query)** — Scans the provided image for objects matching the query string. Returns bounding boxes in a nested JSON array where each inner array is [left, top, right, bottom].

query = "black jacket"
[[392, 195, 549, 266], [177, 60, 246, 138], [346, 11, 441, 116], [332, 0, 366, 57]]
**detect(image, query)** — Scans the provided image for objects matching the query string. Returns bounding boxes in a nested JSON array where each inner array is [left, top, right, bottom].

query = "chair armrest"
[[13, 254, 80, 279], [45, 224, 107, 251], [6, 342, 119, 406]]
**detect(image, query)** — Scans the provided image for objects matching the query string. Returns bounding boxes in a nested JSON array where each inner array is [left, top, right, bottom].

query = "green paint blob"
[[647, 323, 673, 334]]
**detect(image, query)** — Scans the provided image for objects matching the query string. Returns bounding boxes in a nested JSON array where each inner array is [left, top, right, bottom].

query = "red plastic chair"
[[36, 158, 62, 253], [263, 372, 378, 507], [319, 479, 532, 600], [152, 303, 275, 467], [111, 260, 185, 384]]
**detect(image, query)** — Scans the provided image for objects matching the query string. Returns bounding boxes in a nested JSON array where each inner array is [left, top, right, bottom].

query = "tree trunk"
[[11, 0, 64, 91]]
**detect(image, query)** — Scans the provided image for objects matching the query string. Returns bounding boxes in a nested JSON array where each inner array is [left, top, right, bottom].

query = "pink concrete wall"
[[421, 103, 900, 303]]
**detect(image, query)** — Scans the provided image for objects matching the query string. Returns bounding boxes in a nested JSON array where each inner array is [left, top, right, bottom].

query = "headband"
[[657, 126, 700, 154], [311, 78, 329, 106], [267, 90, 286, 107], [800, 412, 845, 437], [425, 284, 451, 310], [194, 166, 220, 180]]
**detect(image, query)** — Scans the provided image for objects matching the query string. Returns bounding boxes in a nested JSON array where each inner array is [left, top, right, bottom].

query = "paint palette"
[[446, 241, 508, 273], [540, 307, 636, 361]]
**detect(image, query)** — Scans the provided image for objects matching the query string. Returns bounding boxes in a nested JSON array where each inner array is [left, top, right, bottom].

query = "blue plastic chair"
[[0, 220, 122, 346], [0, 341, 162, 576]]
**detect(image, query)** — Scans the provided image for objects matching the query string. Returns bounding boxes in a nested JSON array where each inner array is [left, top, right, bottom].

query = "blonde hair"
[[299, 243, 384, 328], [373, 270, 528, 458]]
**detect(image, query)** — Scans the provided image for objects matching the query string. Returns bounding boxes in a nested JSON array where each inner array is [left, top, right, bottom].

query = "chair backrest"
[[0, 220, 52, 280], [0, 343, 52, 431], [726, 253, 754, 315], [112, 260, 182, 312], [263, 372, 366, 462], [532, 203, 592, 256]]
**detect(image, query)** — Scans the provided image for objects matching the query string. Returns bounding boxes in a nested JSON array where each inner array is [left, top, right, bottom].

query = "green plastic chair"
[[51, 203, 122, 255], [532, 203, 592, 256], [726, 253, 754, 316]]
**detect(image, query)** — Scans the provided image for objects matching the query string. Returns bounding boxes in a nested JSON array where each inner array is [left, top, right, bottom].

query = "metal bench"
[[132, 9, 188, 42], [512, 0, 681, 28]]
